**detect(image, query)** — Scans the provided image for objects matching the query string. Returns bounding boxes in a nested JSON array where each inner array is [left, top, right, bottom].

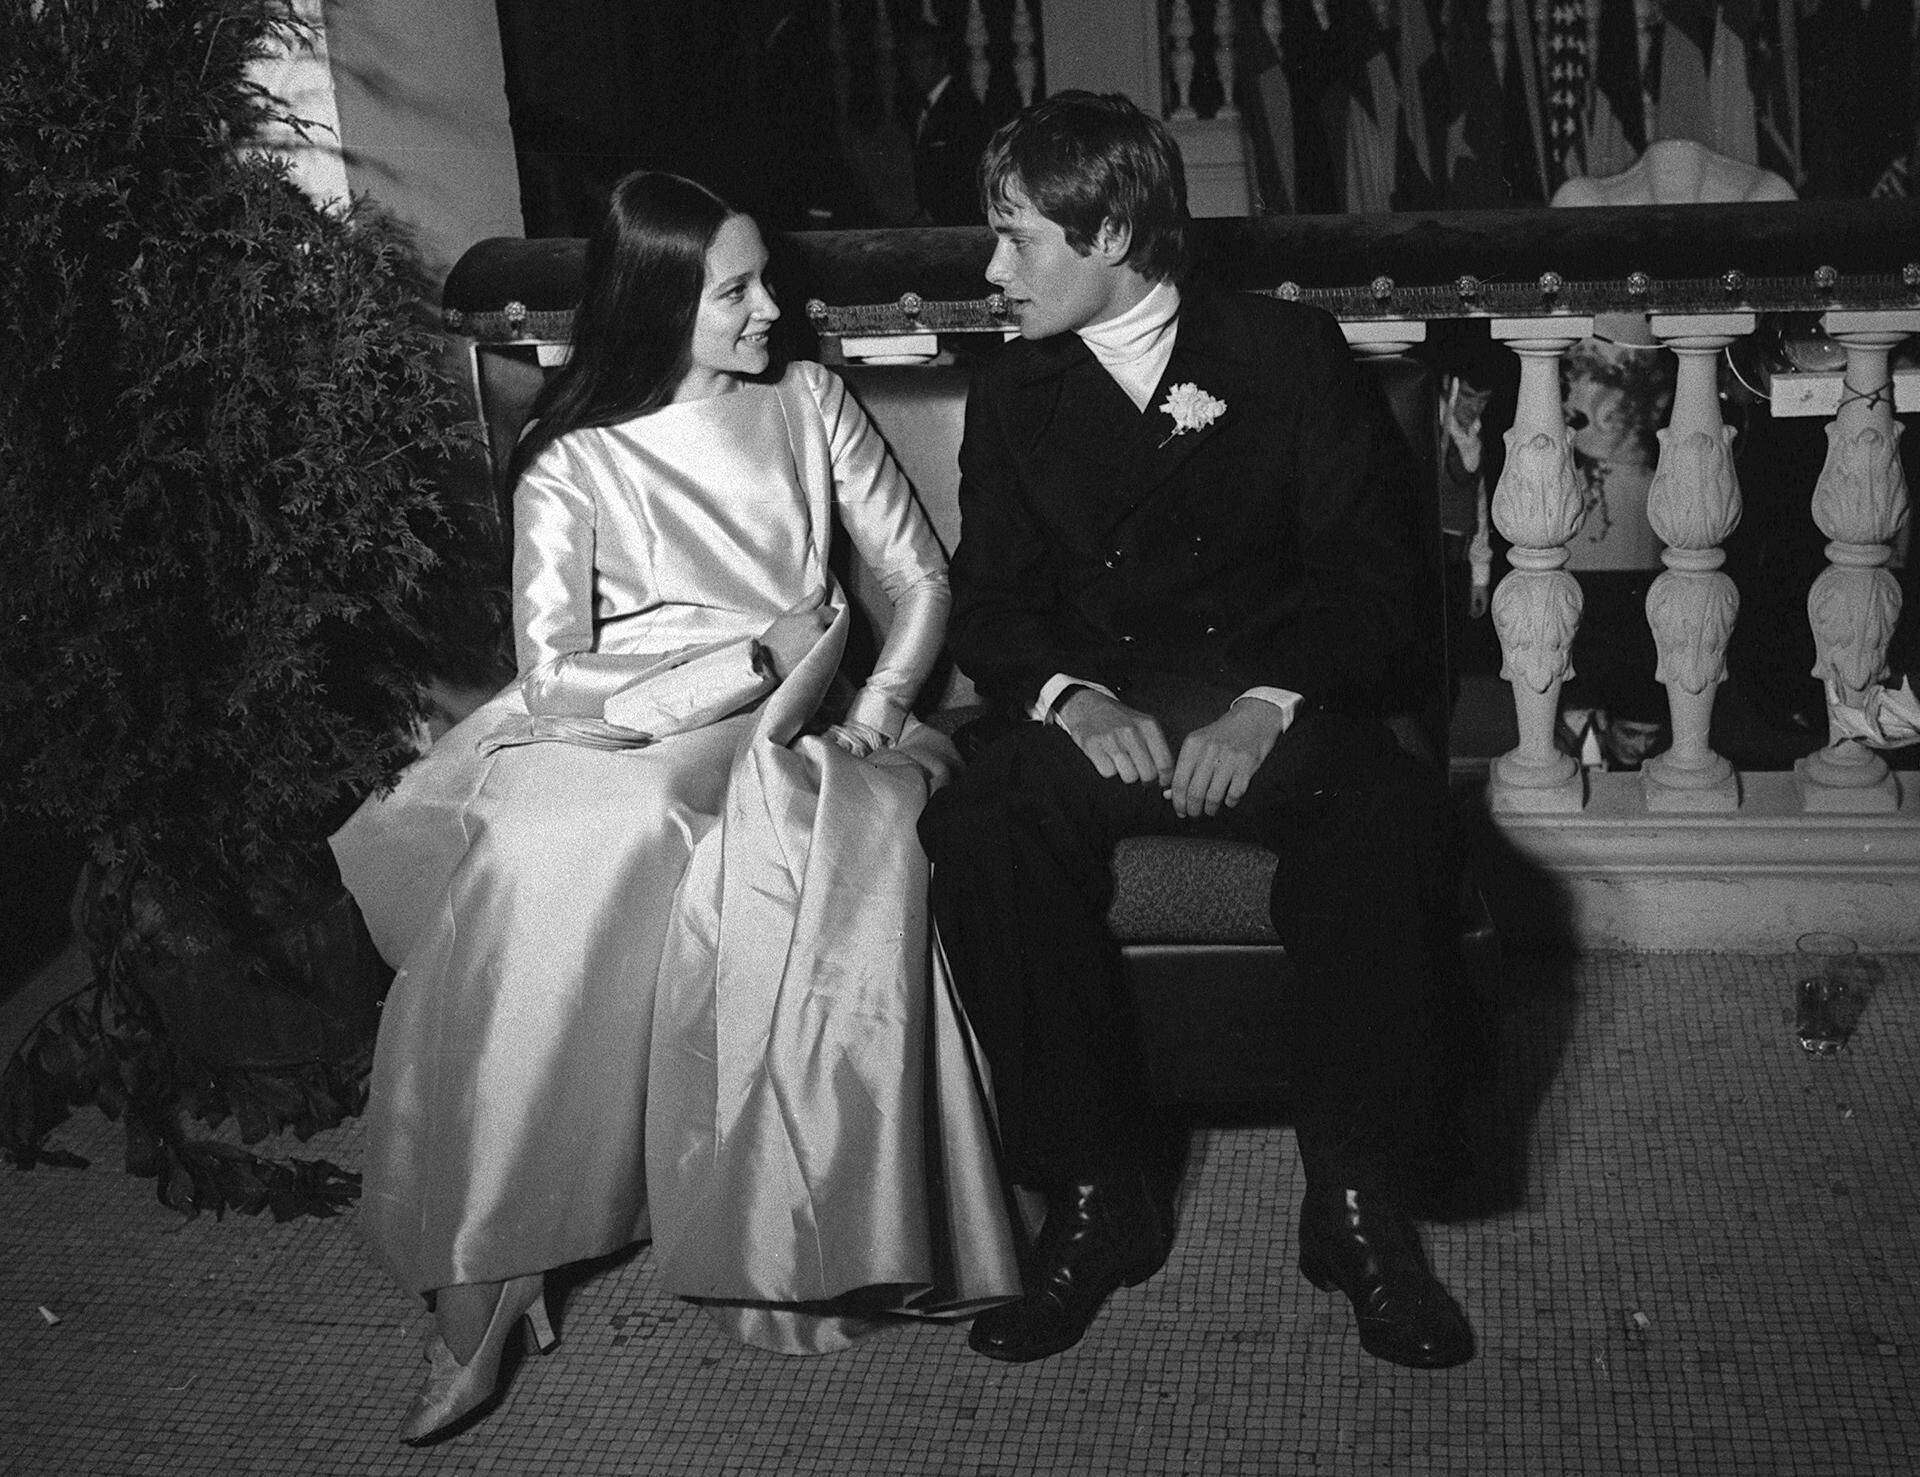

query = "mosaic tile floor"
[[3, 952, 1915, 1476]]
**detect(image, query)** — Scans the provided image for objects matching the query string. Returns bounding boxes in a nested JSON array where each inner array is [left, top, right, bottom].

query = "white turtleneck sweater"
[[1076, 278, 1181, 411], [1032, 281, 1302, 740]]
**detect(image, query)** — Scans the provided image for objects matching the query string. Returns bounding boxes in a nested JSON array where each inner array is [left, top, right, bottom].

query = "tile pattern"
[[3, 952, 1915, 1476]]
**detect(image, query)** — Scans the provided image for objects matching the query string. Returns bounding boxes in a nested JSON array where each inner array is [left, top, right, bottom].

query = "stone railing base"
[[1470, 769, 1920, 954]]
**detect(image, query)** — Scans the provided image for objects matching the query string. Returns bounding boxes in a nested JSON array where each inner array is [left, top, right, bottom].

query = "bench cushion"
[[1108, 836, 1280, 943]]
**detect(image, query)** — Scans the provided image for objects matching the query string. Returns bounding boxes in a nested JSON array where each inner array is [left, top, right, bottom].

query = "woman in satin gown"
[[330, 172, 1018, 1444]]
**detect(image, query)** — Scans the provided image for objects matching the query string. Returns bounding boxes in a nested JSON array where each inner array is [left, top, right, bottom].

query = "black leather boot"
[[1298, 1185, 1475, 1368], [966, 1173, 1172, 1363]]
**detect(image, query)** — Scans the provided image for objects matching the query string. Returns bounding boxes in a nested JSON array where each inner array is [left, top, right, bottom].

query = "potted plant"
[[0, 0, 503, 1215]]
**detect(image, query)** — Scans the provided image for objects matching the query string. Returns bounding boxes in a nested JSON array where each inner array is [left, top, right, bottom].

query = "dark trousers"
[[919, 708, 1472, 1202]]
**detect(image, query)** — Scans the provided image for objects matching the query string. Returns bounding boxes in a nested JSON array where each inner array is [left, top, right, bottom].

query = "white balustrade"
[[1339, 320, 1427, 358], [1011, 0, 1038, 107], [1167, 0, 1197, 119], [966, 0, 990, 105], [1640, 313, 1753, 811], [1214, 0, 1238, 119], [1487, 319, 1594, 814], [1795, 310, 1920, 811]]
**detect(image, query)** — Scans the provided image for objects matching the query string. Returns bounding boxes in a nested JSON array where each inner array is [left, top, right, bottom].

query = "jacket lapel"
[[1110, 287, 1257, 522], [995, 288, 1261, 537], [1000, 334, 1148, 539]]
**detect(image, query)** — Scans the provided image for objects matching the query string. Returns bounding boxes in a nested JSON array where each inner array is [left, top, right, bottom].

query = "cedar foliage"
[[0, 0, 494, 1212]]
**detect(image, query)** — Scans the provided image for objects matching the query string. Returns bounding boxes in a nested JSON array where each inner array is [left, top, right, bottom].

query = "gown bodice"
[[509, 362, 948, 737], [514, 386, 824, 667]]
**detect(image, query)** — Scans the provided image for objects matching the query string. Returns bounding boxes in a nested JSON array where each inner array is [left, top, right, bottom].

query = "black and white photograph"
[[4, 2, 1918, 1473]]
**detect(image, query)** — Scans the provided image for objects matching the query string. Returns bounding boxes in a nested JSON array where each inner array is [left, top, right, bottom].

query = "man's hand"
[[1168, 699, 1285, 818], [1057, 687, 1174, 788]]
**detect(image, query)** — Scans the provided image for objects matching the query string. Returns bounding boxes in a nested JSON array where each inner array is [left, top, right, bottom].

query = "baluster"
[[1011, 0, 1038, 106], [965, 0, 990, 106], [1488, 319, 1594, 813], [1180, 0, 1223, 119], [1262, 0, 1282, 50], [1214, 0, 1238, 118], [1795, 309, 1920, 811], [1168, 0, 1197, 118], [1638, 314, 1751, 810], [1490, 0, 1508, 87]]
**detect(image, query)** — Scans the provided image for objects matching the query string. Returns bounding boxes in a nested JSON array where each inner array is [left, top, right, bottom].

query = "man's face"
[[985, 186, 1125, 340]]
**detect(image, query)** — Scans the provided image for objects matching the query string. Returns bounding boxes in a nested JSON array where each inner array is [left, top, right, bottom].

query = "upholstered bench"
[[442, 240, 1496, 1106]]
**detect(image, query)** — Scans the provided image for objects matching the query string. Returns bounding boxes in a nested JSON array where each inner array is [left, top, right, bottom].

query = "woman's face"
[[677, 214, 779, 401]]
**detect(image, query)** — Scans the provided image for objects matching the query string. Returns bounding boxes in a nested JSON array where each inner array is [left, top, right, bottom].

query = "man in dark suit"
[[898, 20, 990, 226], [919, 92, 1477, 1369]]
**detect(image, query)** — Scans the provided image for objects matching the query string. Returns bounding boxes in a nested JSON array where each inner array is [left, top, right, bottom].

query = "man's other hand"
[[1058, 688, 1174, 788], [1169, 699, 1285, 818]]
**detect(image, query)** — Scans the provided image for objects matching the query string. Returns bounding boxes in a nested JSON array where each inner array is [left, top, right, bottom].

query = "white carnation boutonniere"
[[1156, 382, 1226, 448]]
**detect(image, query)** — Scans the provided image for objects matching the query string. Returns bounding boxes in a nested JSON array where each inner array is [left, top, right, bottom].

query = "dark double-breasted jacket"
[[948, 284, 1432, 725]]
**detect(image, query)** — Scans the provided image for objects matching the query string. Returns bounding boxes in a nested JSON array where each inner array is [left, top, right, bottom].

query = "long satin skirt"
[[334, 674, 1018, 1355]]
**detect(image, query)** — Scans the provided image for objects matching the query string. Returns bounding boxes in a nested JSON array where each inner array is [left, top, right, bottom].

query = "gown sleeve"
[[511, 434, 732, 720], [806, 364, 951, 741]]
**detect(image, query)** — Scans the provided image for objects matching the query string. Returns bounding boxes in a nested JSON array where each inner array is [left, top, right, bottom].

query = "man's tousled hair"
[[978, 90, 1187, 282]]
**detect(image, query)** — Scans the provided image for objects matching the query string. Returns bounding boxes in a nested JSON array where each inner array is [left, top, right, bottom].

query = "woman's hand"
[[757, 605, 834, 679]]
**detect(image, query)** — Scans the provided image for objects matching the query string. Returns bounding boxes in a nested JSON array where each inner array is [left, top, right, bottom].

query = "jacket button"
[[1104, 550, 1123, 570], [1120, 633, 1137, 645]]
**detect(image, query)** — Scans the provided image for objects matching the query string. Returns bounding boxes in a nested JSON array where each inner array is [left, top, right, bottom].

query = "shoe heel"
[[522, 1290, 557, 1355]]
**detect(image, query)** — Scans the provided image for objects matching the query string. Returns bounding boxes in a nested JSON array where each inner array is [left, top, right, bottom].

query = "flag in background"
[[1241, 0, 1299, 212], [1586, 0, 1646, 179], [1654, 0, 1715, 148], [1750, 0, 1803, 187], [1544, 0, 1591, 187], [1439, 0, 1514, 204], [1324, 0, 1400, 210], [1500, 0, 1550, 202], [1393, 0, 1446, 207], [1709, 0, 1761, 163]]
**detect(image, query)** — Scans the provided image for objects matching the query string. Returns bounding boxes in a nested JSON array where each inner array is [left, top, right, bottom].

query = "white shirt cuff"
[[1233, 687, 1304, 731], [1032, 674, 1117, 724]]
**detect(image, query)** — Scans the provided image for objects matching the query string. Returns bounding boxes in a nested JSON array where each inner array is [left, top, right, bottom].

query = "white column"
[[250, 0, 350, 210], [1639, 313, 1754, 811], [1488, 319, 1594, 814], [313, 0, 522, 287], [1795, 310, 1920, 811]]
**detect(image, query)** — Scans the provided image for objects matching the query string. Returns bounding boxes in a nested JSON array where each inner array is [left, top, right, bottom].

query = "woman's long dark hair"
[[508, 171, 736, 487]]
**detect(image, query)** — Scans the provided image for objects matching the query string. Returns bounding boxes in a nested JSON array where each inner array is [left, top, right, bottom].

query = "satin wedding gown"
[[331, 362, 1018, 1354]]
